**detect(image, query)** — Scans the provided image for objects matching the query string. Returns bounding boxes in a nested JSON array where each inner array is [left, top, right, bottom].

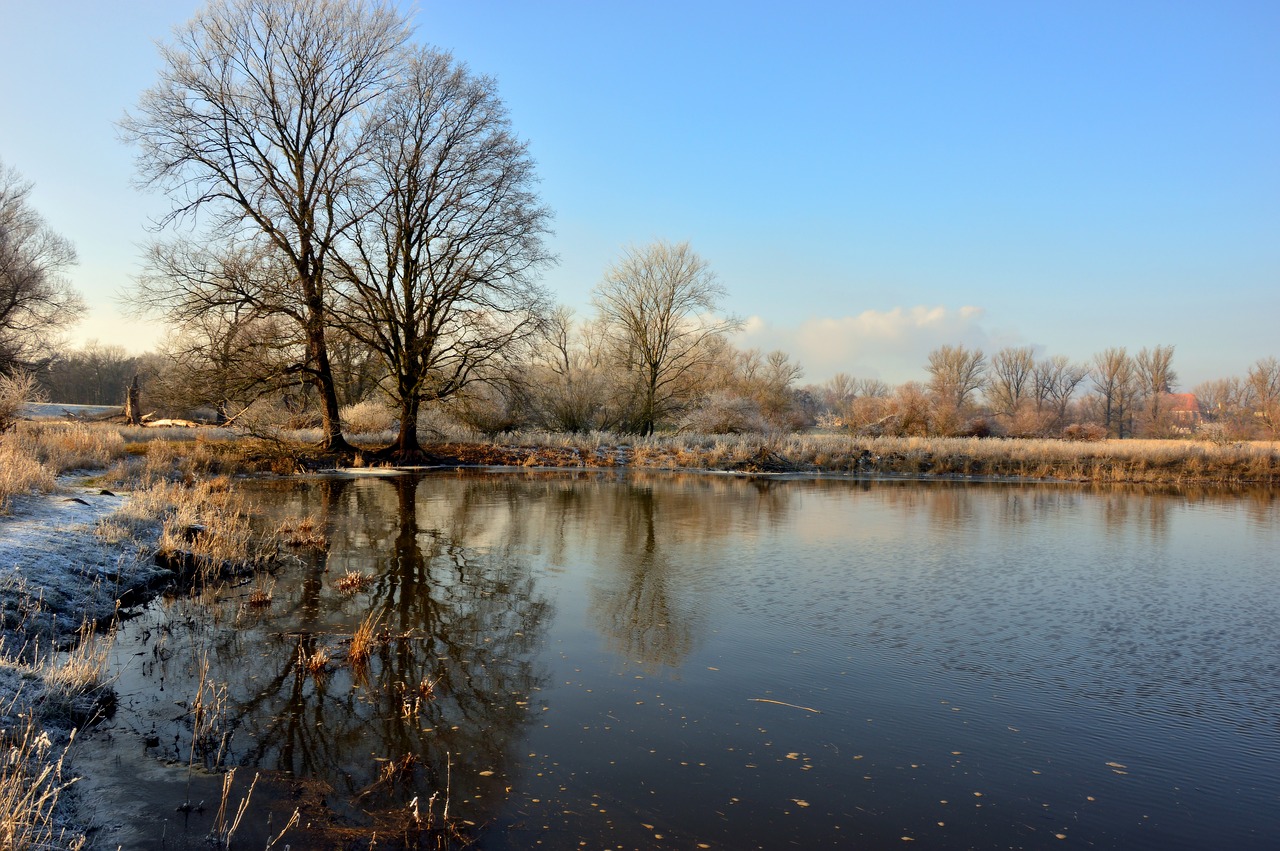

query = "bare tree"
[[1246, 356, 1280, 438], [1193, 377, 1242, 419], [925, 344, 987, 410], [530, 307, 613, 432], [593, 240, 741, 435], [1091, 347, 1136, 437], [1134, 344, 1177, 435], [135, 240, 304, 420], [122, 0, 411, 451], [40, 341, 142, 405], [986, 346, 1035, 417], [1192, 376, 1249, 438], [1032, 354, 1088, 428], [820, 372, 857, 413], [333, 48, 553, 459], [0, 159, 83, 373]]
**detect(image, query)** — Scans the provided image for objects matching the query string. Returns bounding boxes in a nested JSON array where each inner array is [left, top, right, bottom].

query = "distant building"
[[1166, 393, 1202, 431]]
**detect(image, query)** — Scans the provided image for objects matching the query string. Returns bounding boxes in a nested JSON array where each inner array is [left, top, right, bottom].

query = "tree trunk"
[[304, 300, 352, 453], [123, 375, 142, 426], [394, 395, 422, 456]]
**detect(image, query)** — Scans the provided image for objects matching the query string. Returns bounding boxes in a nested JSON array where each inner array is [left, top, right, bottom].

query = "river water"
[[77, 472, 1280, 849]]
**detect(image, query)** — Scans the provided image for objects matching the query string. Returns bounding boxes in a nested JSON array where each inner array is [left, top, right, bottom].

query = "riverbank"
[[0, 434, 273, 846], [388, 432, 1280, 486], [0, 484, 165, 847]]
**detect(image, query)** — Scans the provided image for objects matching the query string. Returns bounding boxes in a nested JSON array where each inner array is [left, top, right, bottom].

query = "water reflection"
[[91, 472, 1280, 850], [108, 474, 554, 842], [589, 483, 700, 672]]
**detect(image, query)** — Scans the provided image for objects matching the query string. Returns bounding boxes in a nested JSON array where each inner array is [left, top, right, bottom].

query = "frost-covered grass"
[[0, 711, 82, 850], [0, 621, 113, 850], [464, 430, 1280, 484], [0, 421, 289, 845]]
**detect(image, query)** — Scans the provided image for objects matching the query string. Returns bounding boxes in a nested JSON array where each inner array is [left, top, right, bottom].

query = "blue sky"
[[1, 0, 1276, 388]]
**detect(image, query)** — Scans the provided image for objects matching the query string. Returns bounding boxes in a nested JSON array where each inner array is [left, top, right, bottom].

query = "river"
[[74, 472, 1280, 849]]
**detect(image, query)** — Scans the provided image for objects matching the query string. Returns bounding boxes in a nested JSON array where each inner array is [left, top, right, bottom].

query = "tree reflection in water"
[[590, 483, 699, 672], [123, 474, 552, 838], [569, 473, 794, 673]]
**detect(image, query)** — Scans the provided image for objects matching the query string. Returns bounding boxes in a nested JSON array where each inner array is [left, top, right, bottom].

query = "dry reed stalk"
[[0, 717, 81, 850], [245, 577, 275, 608], [347, 611, 382, 670], [211, 767, 260, 847], [277, 515, 327, 549], [335, 570, 374, 594]]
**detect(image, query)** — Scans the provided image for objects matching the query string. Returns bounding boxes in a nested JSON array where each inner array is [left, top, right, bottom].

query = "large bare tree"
[[122, 0, 410, 451], [1091, 347, 1136, 437], [593, 240, 741, 435], [0, 159, 83, 373], [1032, 354, 1088, 426], [334, 48, 553, 459], [1134, 344, 1177, 435], [925, 344, 987, 411], [986, 345, 1035, 417]]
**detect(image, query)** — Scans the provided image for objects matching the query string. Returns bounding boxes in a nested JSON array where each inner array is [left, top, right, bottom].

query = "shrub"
[[0, 372, 41, 433], [678, 392, 768, 434], [1062, 422, 1107, 442], [340, 399, 398, 436]]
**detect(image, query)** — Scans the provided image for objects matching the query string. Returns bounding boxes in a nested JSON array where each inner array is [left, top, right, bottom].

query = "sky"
[[1, 0, 1276, 389]]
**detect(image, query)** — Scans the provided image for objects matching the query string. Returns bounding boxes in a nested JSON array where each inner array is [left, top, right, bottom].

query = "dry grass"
[[347, 611, 382, 669], [0, 421, 130, 511], [277, 515, 327, 549], [0, 442, 57, 511], [245, 576, 275, 608], [302, 645, 331, 679], [457, 430, 1280, 485], [335, 569, 374, 594], [98, 477, 273, 587], [377, 752, 418, 786], [398, 676, 440, 720], [35, 624, 113, 726], [0, 716, 82, 850], [0, 624, 112, 850]]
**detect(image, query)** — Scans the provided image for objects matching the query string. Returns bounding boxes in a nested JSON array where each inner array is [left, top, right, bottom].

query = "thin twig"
[[749, 698, 820, 713]]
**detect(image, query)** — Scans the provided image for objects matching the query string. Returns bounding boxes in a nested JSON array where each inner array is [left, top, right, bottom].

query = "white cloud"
[[734, 305, 994, 385]]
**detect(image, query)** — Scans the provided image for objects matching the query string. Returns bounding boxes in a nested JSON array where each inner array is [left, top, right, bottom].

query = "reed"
[[335, 569, 374, 594], [302, 644, 331, 679], [277, 515, 327, 549], [0, 716, 82, 850], [460, 430, 1280, 484], [36, 623, 113, 726], [245, 576, 275, 608], [347, 611, 382, 669]]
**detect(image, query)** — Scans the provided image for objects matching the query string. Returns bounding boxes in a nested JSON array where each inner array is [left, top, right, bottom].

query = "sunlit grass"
[[0, 715, 81, 850], [467, 430, 1280, 484]]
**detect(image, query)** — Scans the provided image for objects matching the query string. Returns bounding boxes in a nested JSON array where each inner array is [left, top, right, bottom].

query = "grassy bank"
[[407, 431, 1280, 486], [4, 421, 1278, 499], [0, 421, 289, 847]]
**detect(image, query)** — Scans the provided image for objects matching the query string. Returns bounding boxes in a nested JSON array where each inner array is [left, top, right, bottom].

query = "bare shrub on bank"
[[0, 371, 41, 432], [340, 400, 398, 438]]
